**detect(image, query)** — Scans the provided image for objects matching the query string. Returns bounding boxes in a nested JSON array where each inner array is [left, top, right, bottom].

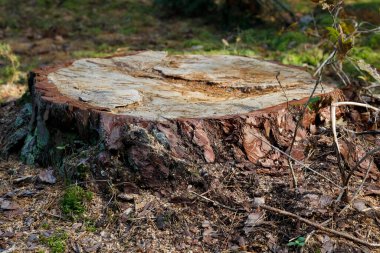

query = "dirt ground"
[[1, 88, 380, 252]]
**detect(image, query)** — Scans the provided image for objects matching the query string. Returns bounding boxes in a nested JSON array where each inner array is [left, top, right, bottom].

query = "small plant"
[[61, 185, 93, 218], [287, 236, 306, 247], [40, 221, 50, 229], [0, 43, 20, 85], [40, 230, 68, 253], [84, 218, 97, 232]]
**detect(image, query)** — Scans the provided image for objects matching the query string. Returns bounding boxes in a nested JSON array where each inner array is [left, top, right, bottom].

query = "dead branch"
[[287, 75, 323, 188], [314, 49, 337, 77], [331, 101, 380, 155], [331, 101, 380, 199], [355, 130, 380, 136], [189, 190, 244, 212], [344, 146, 380, 187], [303, 218, 333, 246], [339, 160, 373, 216], [275, 72, 289, 109], [251, 132, 343, 189], [260, 204, 380, 248], [275, 71, 298, 189]]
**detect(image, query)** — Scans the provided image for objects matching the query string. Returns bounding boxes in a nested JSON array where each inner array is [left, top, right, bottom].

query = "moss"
[[240, 29, 310, 52], [180, 27, 221, 50], [170, 48, 258, 57], [317, 13, 334, 26], [342, 47, 380, 78], [61, 185, 93, 218], [84, 218, 97, 232], [348, 47, 380, 68], [240, 28, 274, 45], [40, 230, 68, 253], [271, 31, 309, 51], [281, 47, 325, 68], [71, 50, 112, 59], [367, 33, 380, 49], [40, 221, 50, 229]]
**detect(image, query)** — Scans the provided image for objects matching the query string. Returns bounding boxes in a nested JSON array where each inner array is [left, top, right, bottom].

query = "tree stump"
[[26, 51, 343, 187]]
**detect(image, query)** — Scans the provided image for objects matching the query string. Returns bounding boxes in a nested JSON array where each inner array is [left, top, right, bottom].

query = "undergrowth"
[[40, 230, 68, 253], [0, 43, 20, 85], [60, 185, 93, 219]]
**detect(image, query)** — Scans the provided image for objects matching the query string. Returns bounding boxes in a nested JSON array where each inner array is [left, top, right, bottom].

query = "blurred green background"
[[0, 0, 379, 91]]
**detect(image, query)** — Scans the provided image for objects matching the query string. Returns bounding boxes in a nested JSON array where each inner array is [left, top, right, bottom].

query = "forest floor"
[[1, 99, 380, 252], [1, 0, 380, 252]]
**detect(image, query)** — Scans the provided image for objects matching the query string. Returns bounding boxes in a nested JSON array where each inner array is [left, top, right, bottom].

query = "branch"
[[331, 102, 380, 198], [331, 101, 380, 155], [287, 74, 323, 189], [251, 132, 343, 189], [344, 146, 380, 186], [189, 190, 244, 212], [338, 160, 373, 216], [260, 204, 380, 248]]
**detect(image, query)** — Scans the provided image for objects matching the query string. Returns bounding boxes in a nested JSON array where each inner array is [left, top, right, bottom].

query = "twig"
[[331, 102, 380, 155], [128, 216, 156, 221], [355, 130, 380, 136], [350, 160, 373, 202], [314, 50, 336, 77], [331, 101, 380, 198], [260, 204, 380, 247], [287, 74, 323, 190], [251, 132, 343, 189], [344, 146, 380, 187], [276, 71, 297, 189], [331, 63, 350, 86], [356, 26, 380, 34], [303, 218, 333, 246], [338, 160, 373, 216], [275, 71, 289, 109], [189, 190, 244, 212]]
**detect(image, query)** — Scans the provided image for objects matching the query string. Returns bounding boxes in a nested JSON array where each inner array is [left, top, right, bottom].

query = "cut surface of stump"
[[46, 51, 330, 120], [28, 51, 342, 187]]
